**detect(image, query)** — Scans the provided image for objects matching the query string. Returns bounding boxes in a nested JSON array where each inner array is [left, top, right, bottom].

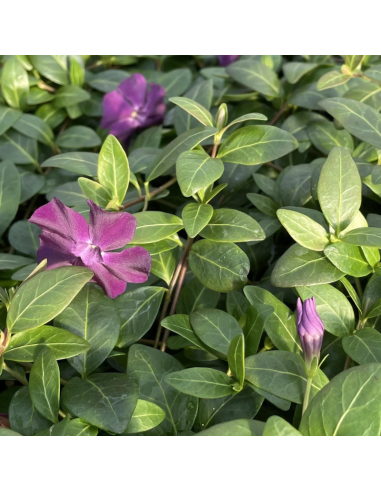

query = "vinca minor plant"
[[1, 55, 381, 436]]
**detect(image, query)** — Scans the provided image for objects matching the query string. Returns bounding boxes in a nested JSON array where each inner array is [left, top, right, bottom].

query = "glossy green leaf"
[[62, 374, 138, 434], [317, 71, 351, 91], [9, 387, 51, 436], [53, 85, 90, 108], [88, 69, 129, 92], [279, 165, 313, 207], [42, 152, 98, 176], [46, 181, 86, 207], [30, 55, 68, 85], [150, 248, 177, 285], [78, 178, 111, 207], [189, 240, 250, 292], [318, 147, 361, 234], [217, 126, 298, 165], [0, 106, 22, 136], [226, 60, 280, 97], [56, 125, 101, 149], [7, 266, 93, 332], [13, 114, 54, 147], [125, 399, 166, 434], [147, 126, 217, 181], [190, 309, 242, 356], [300, 364, 381, 436], [320, 98, 381, 148], [182, 203, 213, 238], [340, 277, 362, 313], [324, 242, 372, 277], [343, 329, 381, 364], [200, 209, 265, 242], [0, 161, 21, 236], [127, 345, 197, 435], [297, 284, 354, 337], [29, 348, 60, 423], [283, 62, 318, 84], [39, 417, 98, 436], [243, 304, 273, 356], [245, 351, 329, 404], [307, 120, 353, 155], [341, 227, 381, 248], [54, 284, 120, 377], [160, 68, 192, 101], [177, 150, 224, 197], [166, 368, 235, 399], [98, 134, 129, 204], [161, 314, 209, 351], [130, 212, 183, 244], [8, 221, 40, 257], [247, 193, 278, 218], [1, 57, 29, 110], [196, 419, 265, 436], [277, 209, 329, 251], [272, 244, 345, 288], [244, 286, 301, 353], [263, 416, 302, 436], [0, 253, 34, 271], [116, 286, 166, 348], [176, 277, 220, 315], [169, 97, 213, 126], [228, 334, 245, 386]]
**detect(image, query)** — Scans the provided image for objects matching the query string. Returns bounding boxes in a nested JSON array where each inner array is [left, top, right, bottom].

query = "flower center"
[[77, 242, 103, 266]]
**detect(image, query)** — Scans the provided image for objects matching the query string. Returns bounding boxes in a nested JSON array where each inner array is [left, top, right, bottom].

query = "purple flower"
[[296, 297, 324, 367], [29, 198, 151, 299], [101, 73, 166, 141], [0, 413, 9, 429], [217, 56, 239, 67]]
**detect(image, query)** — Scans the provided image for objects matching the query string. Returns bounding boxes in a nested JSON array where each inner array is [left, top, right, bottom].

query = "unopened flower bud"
[[215, 104, 228, 132], [296, 297, 324, 372]]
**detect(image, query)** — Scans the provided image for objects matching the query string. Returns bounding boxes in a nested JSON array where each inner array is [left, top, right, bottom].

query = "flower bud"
[[296, 297, 324, 372], [215, 103, 228, 132]]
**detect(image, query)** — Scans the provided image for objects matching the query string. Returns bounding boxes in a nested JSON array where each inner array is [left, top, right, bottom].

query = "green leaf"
[[160, 68, 192, 101], [127, 345, 197, 435], [217, 113, 268, 140], [226, 60, 280, 97], [150, 248, 177, 285], [343, 329, 381, 364], [46, 182, 86, 207], [263, 416, 302, 436], [320, 98, 381, 148], [9, 387, 51, 436], [27, 87, 54, 105], [279, 165, 313, 207], [340, 277, 362, 313], [243, 304, 273, 357], [190, 309, 242, 356], [318, 147, 361, 234], [130, 212, 183, 244], [196, 419, 265, 436], [36, 103, 66, 129], [317, 71, 351, 91], [169, 97, 213, 126], [4, 325, 90, 362], [174, 80, 213, 135], [247, 193, 278, 218], [307, 120, 353, 155], [8, 221, 40, 258], [78, 178, 111, 208], [62, 374, 138, 434], [300, 364, 381, 436], [345, 55, 364, 70], [39, 417, 98, 436], [53, 85, 90, 108], [161, 314, 209, 351], [271, 244, 345, 288], [29, 348, 60, 423], [0, 253, 34, 271], [70, 57, 85, 87], [200, 209, 265, 243], [324, 242, 372, 277], [0, 429, 22, 436], [54, 284, 120, 377], [56, 125, 101, 149], [365, 64, 381, 83], [125, 400, 166, 434], [228, 334, 245, 386], [283, 62, 318, 84], [0, 161, 21, 236], [166, 368, 235, 398], [297, 284, 354, 337], [7, 266, 93, 332], [217, 126, 298, 165], [115, 286, 165, 348], [98, 134, 129, 204], [12, 114, 54, 147], [1, 57, 29, 110], [245, 351, 329, 404], [276, 209, 329, 251], [244, 286, 301, 353], [30, 55, 68, 85], [88, 69, 129, 93], [42, 152, 98, 176], [129, 147, 160, 175], [189, 240, 250, 292], [177, 277, 220, 315], [0, 106, 22, 136], [147, 127, 218, 181], [182, 203, 213, 238], [341, 227, 381, 247], [177, 150, 224, 197]]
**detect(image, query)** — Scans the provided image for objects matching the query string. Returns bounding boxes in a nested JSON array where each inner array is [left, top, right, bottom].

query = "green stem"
[[354, 277, 363, 299], [3, 362, 29, 386], [302, 377, 313, 415]]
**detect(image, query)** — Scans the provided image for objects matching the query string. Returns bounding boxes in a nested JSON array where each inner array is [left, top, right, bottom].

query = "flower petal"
[[29, 197, 89, 244], [101, 89, 134, 130], [37, 237, 76, 269], [144, 83, 166, 126], [108, 117, 140, 141], [217, 55, 239, 66], [118, 74, 147, 108], [102, 247, 151, 283], [88, 201, 137, 251], [90, 261, 126, 298]]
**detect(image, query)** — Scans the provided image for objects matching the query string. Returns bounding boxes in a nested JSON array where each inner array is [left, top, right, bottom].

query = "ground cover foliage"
[[1, 55, 381, 436]]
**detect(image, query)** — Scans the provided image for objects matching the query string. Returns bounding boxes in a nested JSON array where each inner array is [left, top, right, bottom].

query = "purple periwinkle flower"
[[101, 73, 166, 141], [29, 198, 151, 299], [217, 55, 239, 67], [296, 297, 324, 368]]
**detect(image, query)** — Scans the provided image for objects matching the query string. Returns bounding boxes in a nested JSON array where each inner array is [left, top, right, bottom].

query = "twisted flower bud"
[[296, 297, 324, 371]]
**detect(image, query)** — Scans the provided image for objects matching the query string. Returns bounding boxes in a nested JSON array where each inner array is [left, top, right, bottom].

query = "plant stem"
[[58, 410, 66, 419], [344, 355, 352, 371], [120, 176, 177, 210], [3, 363, 29, 386], [154, 237, 194, 349], [354, 277, 363, 299], [269, 104, 289, 126], [302, 377, 313, 415]]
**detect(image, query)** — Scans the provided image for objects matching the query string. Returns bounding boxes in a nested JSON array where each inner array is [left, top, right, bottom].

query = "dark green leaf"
[[343, 329, 381, 364], [130, 212, 183, 244], [228, 334, 245, 386], [166, 368, 235, 398], [8, 221, 40, 257], [9, 387, 51, 436], [13, 114, 54, 147], [263, 416, 302, 436], [56, 125, 101, 149], [226, 60, 280, 97], [0, 161, 21, 236], [177, 150, 224, 197], [182, 203, 213, 238], [196, 419, 265, 436], [41, 152, 98, 176], [200, 209, 265, 242], [30, 55, 68, 85]]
